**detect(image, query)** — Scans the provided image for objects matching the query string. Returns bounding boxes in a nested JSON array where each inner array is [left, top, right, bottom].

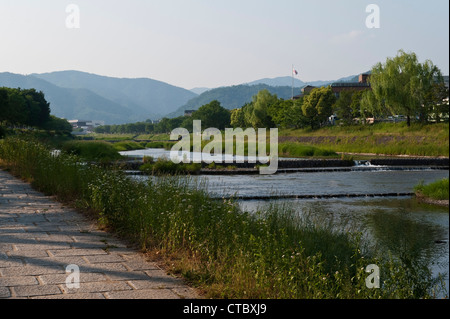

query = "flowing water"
[[122, 148, 449, 296]]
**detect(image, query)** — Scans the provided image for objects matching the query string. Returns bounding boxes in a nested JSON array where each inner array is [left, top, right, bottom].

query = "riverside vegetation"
[[0, 135, 446, 299], [414, 178, 449, 207]]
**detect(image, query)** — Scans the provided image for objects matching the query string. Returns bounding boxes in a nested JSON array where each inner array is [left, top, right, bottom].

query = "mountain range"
[[0, 70, 366, 124]]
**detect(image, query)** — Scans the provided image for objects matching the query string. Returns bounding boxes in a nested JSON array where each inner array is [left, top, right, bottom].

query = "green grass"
[[140, 157, 202, 175], [279, 143, 337, 157], [415, 178, 449, 201], [280, 122, 449, 157], [0, 136, 445, 299], [61, 140, 123, 162], [145, 141, 176, 149], [112, 141, 147, 152]]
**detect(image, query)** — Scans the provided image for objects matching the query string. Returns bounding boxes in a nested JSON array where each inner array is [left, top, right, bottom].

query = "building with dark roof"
[[292, 74, 372, 100], [330, 74, 371, 98]]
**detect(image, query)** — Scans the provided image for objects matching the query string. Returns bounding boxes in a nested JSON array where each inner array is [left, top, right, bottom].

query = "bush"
[[140, 158, 201, 175], [279, 143, 337, 157], [0, 126, 6, 139], [62, 140, 122, 162], [415, 178, 449, 200]]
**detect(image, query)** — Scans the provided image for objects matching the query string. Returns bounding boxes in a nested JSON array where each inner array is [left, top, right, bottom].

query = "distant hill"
[[243, 73, 373, 88], [33, 70, 198, 119], [190, 87, 211, 95], [0, 72, 141, 124], [0, 71, 198, 124], [245, 76, 306, 87], [167, 84, 302, 118]]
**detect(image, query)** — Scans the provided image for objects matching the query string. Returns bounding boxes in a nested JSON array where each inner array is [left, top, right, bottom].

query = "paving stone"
[[0, 276, 39, 287], [7, 250, 50, 258], [0, 264, 66, 277], [60, 281, 132, 294], [13, 285, 63, 297], [31, 292, 106, 299], [129, 276, 186, 289], [121, 256, 160, 271], [0, 257, 25, 268], [0, 286, 11, 298], [106, 288, 180, 299], [104, 270, 152, 281], [38, 272, 108, 285], [83, 254, 126, 264], [49, 248, 108, 257]]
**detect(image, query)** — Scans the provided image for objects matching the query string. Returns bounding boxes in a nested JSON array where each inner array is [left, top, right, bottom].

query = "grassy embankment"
[[87, 122, 449, 159], [0, 135, 446, 299], [279, 122, 449, 158]]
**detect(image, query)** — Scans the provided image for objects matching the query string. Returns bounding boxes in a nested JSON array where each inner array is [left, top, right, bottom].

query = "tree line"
[[95, 50, 448, 135], [0, 87, 72, 133]]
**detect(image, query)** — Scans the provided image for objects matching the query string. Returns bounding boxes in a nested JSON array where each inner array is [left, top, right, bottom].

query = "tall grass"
[[0, 136, 445, 299], [415, 178, 449, 201], [279, 143, 337, 157]]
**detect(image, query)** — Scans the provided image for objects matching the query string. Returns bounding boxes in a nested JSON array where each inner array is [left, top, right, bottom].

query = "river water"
[[121, 148, 449, 297]]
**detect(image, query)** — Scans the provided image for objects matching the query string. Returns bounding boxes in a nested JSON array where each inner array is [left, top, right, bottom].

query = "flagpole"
[[292, 64, 294, 99]]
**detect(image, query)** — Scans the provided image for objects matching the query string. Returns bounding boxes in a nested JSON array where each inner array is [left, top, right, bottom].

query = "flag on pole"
[[293, 68, 298, 76]]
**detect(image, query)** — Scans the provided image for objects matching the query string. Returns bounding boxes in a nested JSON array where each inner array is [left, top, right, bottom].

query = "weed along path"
[[0, 169, 198, 299]]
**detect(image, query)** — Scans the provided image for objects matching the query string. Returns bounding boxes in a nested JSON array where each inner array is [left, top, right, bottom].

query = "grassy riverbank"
[[415, 179, 449, 207], [87, 122, 449, 158], [0, 136, 445, 299], [280, 122, 449, 157]]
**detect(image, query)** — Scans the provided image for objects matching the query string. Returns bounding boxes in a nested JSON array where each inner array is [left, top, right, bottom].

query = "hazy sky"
[[1, 0, 448, 89]]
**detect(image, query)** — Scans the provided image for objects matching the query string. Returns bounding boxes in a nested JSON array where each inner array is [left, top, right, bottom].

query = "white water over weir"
[[215, 192, 415, 201]]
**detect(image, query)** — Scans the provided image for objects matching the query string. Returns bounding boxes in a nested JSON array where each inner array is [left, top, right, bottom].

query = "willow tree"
[[245, 89, 277, 129], [369, 50, 444, 126]]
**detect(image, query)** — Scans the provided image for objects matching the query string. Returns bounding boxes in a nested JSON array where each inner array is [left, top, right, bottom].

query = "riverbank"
[[85, 122, 450, 158], [279, 122, 449, 157], [1, 136, 444, 299], [414, 178, 450, 207], [415, 194, 449, 207]]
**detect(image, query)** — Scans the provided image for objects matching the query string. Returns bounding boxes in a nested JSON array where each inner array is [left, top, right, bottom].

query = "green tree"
[[191, 100, 231, 130], [268, 98, 305, 129], [230, 107, 248, 128], [44, 116, 73, 134], [334, 90, 354, 126], [350, 90, 364, 119], [423, 81, 449, 123], [245, 89, 277, 128], [369, 49, 444, 126], [302, 86, 336, 129], [7, 89, 28, 126], [0, 88, 9, 124], [0, 88, 50, 128], [22, 89, 51, 128]]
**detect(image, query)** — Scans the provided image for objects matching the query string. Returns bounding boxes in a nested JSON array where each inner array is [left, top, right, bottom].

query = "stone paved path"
[[0, 169, 198, 299]]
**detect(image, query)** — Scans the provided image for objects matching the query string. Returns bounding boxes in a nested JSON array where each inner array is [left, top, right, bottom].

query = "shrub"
[[62, 140, 122, 162], [415, 178, 449, 200], [140, 158, 201, 175]]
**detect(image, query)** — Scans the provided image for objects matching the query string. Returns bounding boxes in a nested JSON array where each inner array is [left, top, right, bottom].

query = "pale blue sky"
[[0, 0, 448, 89]]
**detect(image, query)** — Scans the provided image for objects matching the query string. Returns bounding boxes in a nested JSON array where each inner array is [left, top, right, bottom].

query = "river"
[[121, 148, 449, 297]]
